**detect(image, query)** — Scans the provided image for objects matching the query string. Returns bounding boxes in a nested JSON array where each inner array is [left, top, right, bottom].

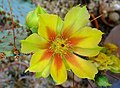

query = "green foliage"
[[96, 74, 112, 87]]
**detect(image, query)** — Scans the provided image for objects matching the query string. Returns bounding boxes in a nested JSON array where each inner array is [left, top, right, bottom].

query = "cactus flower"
[[21, 6, 103, 84]]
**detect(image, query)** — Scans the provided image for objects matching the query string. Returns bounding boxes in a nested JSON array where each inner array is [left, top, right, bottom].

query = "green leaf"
[[100, 47, 108, 53], [96, 75, 112, 87]]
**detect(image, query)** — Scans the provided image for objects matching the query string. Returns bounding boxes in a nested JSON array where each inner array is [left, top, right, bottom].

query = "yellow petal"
[[65, 52, 98, 80], [21, 33, 49, 53], [69, 27, 103, 48], [62, 57, 71, 71], [35, 72, 42, 78], [35, 61, 51, 78], [26, 49, 53, 72], [38, 14, 63, 41], [61, 6, 90, 38], [74, 46, 102, 57], [50, 54, 67, 85]]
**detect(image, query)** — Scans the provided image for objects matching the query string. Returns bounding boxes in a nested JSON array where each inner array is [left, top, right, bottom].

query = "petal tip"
[[25, 68, 29, 73]]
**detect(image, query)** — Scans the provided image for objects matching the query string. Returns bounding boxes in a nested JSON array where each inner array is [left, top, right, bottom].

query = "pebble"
[[74, 75, 82, 82], [104, 24, 120, 57], [32, 0, 77, 18], [109, 12, 120, 22], [88, 2, 95, 10], [62, 80, 73, 88]]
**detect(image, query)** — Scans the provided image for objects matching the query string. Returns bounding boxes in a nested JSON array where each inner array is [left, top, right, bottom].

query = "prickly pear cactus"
[[0, 0, 36, 56], [0, 11, 26, 56], [0, 0, 35, 24], [0, 28, 27, 56]]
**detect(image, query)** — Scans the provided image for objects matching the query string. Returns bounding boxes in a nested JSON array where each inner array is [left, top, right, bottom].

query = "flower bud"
[[26, 6, 47, 31]]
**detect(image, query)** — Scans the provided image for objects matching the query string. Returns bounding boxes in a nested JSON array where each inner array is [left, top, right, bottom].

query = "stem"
[[90, 14, 103, 22], [73, 73, 75, 88], [106, 72, 119, 80], [7, 0, 16, 49], [90, 13, 99, 29], [87, 79, 94, 88], [0, 61, 28, 73], [18, 76, 33, 81], [0, 78, 11, 83], [12, 20, 16, 49]]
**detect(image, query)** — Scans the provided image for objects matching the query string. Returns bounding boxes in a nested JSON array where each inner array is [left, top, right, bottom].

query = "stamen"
[[51, 38, 70, 54]]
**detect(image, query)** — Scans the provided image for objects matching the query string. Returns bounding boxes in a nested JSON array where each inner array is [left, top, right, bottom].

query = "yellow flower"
[[104, 43, 118, 54], [90, 52, 120, 73], [90, 52, 113, 70], [104, 43, 118, 52], [21, 6, 103, 84], [109, 55, 120, 73]]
